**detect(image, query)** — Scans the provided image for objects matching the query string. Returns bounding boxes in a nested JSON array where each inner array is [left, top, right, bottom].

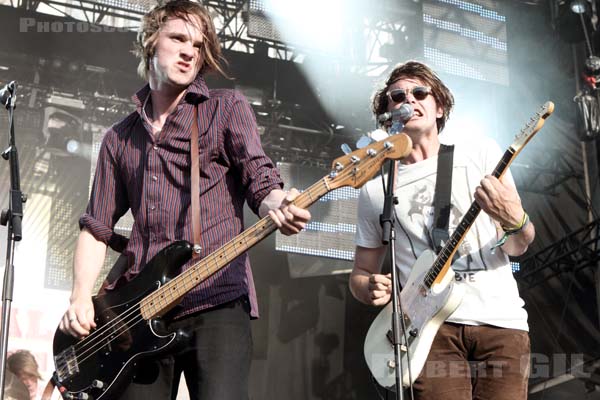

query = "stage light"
[[42, 106, 84, 151], [65, 139, 79, 154], [510, 261, 521, 273], [261, 0, 344, 53], [68, 62, 79, 72], [65, 139, 93, 160], [552, 0, 592, 43], [570, 0, 587, 14]]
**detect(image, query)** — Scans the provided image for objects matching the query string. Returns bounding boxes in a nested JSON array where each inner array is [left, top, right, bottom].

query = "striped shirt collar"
[[132, 73, 210, 111]]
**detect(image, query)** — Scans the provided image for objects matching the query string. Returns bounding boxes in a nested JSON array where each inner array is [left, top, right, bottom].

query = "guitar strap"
[[190, 106, 202, 259], [41, 377, 55, 400], [102, 105, 203, 291], [431, 143, 454, 254]]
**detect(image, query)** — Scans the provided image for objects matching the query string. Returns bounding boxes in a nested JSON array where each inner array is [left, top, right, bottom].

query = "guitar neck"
[[139, 177, 333, 319], [133, 132, 414, 319], [424, 146, 516, 287]]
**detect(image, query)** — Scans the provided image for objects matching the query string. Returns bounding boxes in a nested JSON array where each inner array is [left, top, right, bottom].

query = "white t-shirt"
[[355, 137, 528, 331]]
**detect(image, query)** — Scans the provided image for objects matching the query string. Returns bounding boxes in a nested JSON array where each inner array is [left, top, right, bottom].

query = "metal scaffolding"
[[515, 218, 600, 288], [1, 0, 418, 70]]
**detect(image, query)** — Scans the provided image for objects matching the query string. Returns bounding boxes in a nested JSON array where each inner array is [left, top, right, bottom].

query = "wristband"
[[491, 212, 530, 252]]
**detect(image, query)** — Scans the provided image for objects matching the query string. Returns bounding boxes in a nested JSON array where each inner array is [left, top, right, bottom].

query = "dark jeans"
[[412, 322, 530, 400], [117, 296, 252, 400]]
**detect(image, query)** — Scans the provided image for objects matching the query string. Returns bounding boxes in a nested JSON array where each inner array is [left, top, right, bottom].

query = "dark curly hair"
[[133, 0, 228, 80], [372, 61, 454, 133]]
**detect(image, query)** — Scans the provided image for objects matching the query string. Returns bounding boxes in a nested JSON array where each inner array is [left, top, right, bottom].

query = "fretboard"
[[424, 146, 516, 288], [139, 177, 333, 319]]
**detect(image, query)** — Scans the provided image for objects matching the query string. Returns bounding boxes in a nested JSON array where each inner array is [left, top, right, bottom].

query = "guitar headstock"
[[512, 101, 555, 153], [326, 133, 412, 191]]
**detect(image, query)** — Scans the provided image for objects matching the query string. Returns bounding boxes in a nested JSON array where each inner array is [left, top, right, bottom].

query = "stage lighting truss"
[[515, 217, 600, 288], [255, 110, 342, 168], [1, 0, 149, 26], [510, 146, 583, 196], [6, 0, 421, 72], [4, 0, 502, 80]]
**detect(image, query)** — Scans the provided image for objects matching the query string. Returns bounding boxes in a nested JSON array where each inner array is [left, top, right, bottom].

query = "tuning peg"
[[356, 135, 373, 149], [357, 129, 390, 149], [341, 143, 352, 155]]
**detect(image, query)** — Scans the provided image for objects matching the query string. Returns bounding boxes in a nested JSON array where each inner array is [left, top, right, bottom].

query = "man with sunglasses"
[[349, 61, 535, 399]]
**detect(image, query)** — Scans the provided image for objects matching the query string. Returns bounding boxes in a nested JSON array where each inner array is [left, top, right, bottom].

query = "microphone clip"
[[389, 120, 404, 136]]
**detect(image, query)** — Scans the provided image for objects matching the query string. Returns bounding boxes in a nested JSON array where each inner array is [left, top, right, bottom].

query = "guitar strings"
[[62, 165, 332, 361], [57, 144, 396, 376], [59, 209, 284, 372], [56, 256, 217, 375], [59, 254, 219, 371], [59, 207, 283, 373], [422, 150, 513, 288], [67, 210, 280, 357]]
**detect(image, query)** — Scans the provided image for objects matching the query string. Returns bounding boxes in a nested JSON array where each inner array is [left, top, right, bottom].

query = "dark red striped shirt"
[[80, 74, 283, 318]]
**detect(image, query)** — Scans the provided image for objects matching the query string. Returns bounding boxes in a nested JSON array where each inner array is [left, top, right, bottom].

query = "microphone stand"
[[0, 84, 25, 400], [379, 119, 409, 400]]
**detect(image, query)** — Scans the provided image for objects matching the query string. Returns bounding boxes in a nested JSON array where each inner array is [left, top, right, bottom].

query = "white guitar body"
[[363, 249, 465, 390]]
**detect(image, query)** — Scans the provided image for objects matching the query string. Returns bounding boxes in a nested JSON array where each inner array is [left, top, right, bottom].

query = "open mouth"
[[177, 61, 191, 71]]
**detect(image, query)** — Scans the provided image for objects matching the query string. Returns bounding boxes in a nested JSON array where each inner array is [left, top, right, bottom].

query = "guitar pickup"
[[55, 346, 79, 380]]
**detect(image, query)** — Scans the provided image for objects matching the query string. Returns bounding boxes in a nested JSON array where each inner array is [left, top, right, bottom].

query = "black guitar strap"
[[431, 144, 454, 254]]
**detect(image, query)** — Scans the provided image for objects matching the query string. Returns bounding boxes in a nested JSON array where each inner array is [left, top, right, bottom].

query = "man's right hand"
[[367, 273, 392, 306], [59, 297, 97, 338]]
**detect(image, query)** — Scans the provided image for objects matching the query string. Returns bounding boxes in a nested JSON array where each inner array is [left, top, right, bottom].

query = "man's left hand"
[[261, 188, 311, 235], [474, 175, 524, 228]]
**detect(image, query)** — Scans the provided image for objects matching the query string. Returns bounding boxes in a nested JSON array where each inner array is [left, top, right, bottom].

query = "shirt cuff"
[[79, 214, 129, 252]]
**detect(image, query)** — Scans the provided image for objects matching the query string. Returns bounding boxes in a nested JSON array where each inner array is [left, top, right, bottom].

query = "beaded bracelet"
[[491, 212, 530, 252]]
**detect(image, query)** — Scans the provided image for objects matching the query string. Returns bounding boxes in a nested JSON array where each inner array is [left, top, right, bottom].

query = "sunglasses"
[[387, 86, 432, 103]]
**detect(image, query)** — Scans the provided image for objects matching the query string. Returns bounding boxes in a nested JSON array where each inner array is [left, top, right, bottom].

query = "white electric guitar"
[[363, 101, 554, 390]]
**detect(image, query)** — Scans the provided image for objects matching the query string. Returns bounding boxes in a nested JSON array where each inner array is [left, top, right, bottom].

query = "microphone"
[[0, 81, 15, 106], [377, 103, 414, 123]]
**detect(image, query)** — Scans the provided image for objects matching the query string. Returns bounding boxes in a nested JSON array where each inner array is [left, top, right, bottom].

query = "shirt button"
[[153, 145, 158, 150], [152, 175, 158, 181], [149, 205, 156, 211]]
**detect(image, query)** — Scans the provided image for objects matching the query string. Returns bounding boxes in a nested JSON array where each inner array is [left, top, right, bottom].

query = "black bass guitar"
[[51, 133, 413, 399]]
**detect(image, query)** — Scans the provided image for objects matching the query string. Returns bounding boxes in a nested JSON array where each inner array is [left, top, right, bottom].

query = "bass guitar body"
[[52, 241, 193, 399]]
